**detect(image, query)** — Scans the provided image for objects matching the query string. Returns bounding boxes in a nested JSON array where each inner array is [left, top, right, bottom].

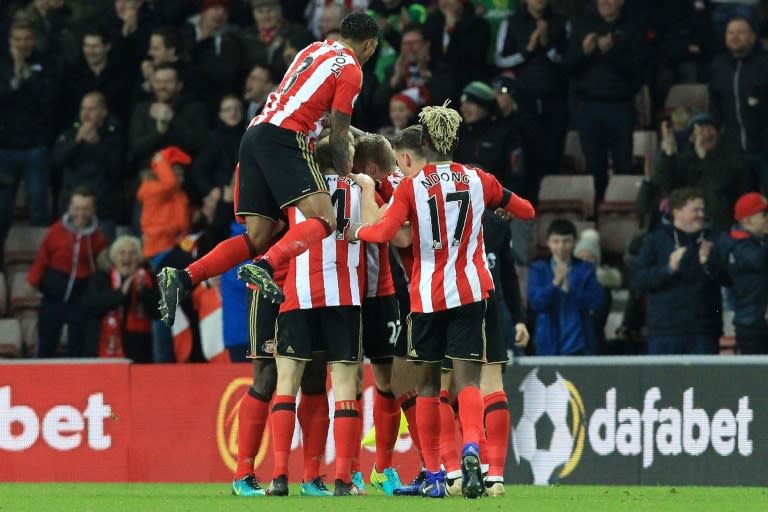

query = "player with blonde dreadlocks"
[[349, 103, 535, 499]]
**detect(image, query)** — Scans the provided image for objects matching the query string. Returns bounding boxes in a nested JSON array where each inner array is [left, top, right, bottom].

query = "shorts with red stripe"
[[275, 306, 362, 363], [235, 123, 328, 222], [362, 295, 399, 363]]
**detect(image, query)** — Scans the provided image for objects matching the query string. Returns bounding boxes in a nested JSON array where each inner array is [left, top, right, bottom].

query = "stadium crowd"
[[2, 0, 768, 362]]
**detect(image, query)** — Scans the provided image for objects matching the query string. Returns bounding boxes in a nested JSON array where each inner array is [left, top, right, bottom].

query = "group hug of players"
[[154, 12, 535, 499]]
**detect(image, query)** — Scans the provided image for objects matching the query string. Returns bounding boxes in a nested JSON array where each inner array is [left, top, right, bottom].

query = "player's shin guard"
[[374, 388, 400, 470], [262, 217, 332, 270], [439, 390, 461, 474], [457, 386, 484, 447], [297, 392, 329, 482], [415, 396, 441, 473], [334, 400, 361, 483], [186, 234, 259, 285], [483, 391, 510, 479], [236, 388, 272, 479], [270, 395, 296, 479]]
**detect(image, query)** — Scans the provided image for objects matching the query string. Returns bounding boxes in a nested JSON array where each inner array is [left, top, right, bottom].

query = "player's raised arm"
[[479, 168, 536, 220], [330, 110, 353, 175]]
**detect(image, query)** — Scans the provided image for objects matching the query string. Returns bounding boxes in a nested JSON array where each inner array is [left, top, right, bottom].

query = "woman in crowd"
[[82, 235, 159, 362]]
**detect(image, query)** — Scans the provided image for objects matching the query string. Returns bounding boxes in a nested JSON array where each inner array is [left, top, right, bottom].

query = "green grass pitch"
[[1, 484, 767, 512]]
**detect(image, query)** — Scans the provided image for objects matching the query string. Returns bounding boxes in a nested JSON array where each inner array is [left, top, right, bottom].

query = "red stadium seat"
[[562, 131, 586, 173], [599, 175, 644, 214], [719, 336, 738, 355], [0, 317, 22, 357], [16, 309, 38, 357], [664, 83, 709, 113], [10, 270, 41, 312], [598, 215, 642, 257], [0, 271, 6, 317], [4, 225, 48, 266], [537, 174, 595, 219], [632, 130, 658, 178]]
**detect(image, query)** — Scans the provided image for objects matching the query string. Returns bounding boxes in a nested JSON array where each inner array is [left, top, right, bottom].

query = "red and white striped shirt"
[[364, 193, 395, 298], [357, 162, 535, 313], [377, 168, 414, 283], [281, 175, 365, 312], [249, 40, 362, 141]]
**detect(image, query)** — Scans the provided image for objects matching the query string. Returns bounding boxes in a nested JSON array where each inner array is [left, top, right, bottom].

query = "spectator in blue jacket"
[[719, 192, 768, 354], [632, 187, 725, 355], [220, 221, 250, 362], [528, 218, 604, 355]]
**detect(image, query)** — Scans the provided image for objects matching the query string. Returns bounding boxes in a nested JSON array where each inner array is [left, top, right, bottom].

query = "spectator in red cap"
[[719, 192, 768, 353], [380, 87, 425, 137]]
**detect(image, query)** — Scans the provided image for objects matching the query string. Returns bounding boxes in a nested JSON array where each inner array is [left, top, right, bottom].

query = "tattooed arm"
[[330, 109, 353, 175]]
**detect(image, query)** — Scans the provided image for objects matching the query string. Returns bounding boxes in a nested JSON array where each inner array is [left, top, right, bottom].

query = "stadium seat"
[[537, 174, 595, 219], [634, 85, 652, 129], [562, 130, 585, 172], [664, 83, 709, 113], [10, 270, 41, 312], [599, 175, 644, 214], [722, 310, 735, 337], [0, 272, 6, 317], [604, 311, 624, 342], [598, 215, 642, 257], [16, 309, 38, 357], [632, 130, 658, 177], [4, 225, 47, 266], [516, 265, 528, 310], [719, 336, 738, 355], [116, 225, 133, 238], [0, 317, 22, 357], [14, 179, 26, 219]]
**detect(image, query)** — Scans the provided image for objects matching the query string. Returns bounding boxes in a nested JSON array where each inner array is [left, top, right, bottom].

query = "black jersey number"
[[282, 56, 314, 93], [426, 191, 470, 250], [331, 188, 350, 240]]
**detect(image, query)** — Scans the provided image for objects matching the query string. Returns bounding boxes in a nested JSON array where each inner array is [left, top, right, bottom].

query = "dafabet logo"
[[511, 368, 754, 485], [216, 378, 271, 472]]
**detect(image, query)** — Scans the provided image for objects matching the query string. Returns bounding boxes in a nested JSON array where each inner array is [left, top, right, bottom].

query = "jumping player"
[[156, 12, 380, 325]]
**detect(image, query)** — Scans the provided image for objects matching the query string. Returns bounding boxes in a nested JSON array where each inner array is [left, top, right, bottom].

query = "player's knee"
[[251, 359, 277, 396], [245, 229, 271, 253]]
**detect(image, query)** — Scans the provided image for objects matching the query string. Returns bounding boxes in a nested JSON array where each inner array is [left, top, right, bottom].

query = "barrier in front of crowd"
[[2, 356, 766, 485], [0, 361, 418, 482], [503, 355, 767, 486]]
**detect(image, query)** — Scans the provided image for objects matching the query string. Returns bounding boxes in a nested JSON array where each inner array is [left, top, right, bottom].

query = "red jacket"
[[28, 216, 109, 302]]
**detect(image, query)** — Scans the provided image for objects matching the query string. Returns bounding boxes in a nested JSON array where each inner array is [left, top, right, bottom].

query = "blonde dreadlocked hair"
[[417, 100, 462, 155]]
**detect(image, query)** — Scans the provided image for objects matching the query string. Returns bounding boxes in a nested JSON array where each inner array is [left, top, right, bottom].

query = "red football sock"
[[235, 388, 271, 479], [297, 392, 329, 482], [263, 217, 333, 270], [185, 234, 258, 285], [399, 392, 422, 465], [416, 396, 441, 473], [457, 386, 484, 447], [439, 390, 461, 474], [270, 395, 296, 479], [351, 396, 363, 474], [374, 388, 400, 470], [484, 391, 510, 478], [334, 400, 360, 483]]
